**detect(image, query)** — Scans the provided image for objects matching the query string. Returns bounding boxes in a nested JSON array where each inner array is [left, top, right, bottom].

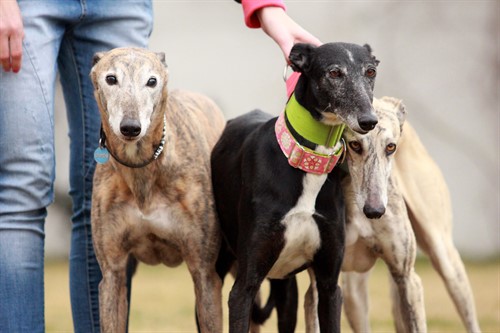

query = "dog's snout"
[[363, 204, 386, 219], [120, 118, 141, 138], [358, 114, 378, 132]]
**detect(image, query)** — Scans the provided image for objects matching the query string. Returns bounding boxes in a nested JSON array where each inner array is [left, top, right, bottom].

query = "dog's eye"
[[329, 69, 343, 78], [386, 143, 397, 155], [349, 141, 362, 154], [105, 75, 117, 85], [146, 77, 157, 88], [365, 68, 377, 78]]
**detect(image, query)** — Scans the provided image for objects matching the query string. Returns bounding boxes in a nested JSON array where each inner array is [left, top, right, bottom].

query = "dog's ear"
[[90, 52, 106, 88], [92, 52, 105, 66], [380, 96, 406, 132], [156, 52, 168, 68], [289, 43, 315, 73], [363, 44, 380, 66], [396, 101, 407, 132]]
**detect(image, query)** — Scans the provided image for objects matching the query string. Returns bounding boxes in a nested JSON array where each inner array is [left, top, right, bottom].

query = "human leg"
[[0, 2, 64, 331]]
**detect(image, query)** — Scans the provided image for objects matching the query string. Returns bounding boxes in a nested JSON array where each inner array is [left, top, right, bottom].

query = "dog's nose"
[[358, 114, 378, 132], [120, 118, 141, 138], [363, 204, 386, 219]]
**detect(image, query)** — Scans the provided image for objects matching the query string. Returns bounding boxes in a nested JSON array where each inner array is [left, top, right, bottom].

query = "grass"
[[45, 257, 499, 332]]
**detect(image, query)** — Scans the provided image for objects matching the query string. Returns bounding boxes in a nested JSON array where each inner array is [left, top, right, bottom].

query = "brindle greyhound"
[[90, 47, 224, 333]]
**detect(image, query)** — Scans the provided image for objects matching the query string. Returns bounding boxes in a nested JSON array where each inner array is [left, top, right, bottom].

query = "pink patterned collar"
[[275, 111, 345, 175]]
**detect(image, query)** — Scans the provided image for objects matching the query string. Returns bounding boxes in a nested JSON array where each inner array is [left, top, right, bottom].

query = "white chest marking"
[[123, 200, 177, 237], [267, 173, 327, 279]]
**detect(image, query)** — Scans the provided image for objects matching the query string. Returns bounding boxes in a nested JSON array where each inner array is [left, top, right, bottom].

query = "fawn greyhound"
[[211, 42, 380, 333], [339, 96, 481, 333], [90, 47, 224, 333], [302, 96, 427, 333]]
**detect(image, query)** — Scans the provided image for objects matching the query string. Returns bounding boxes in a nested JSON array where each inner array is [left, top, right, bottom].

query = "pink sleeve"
[[240, 0, 286, 28]]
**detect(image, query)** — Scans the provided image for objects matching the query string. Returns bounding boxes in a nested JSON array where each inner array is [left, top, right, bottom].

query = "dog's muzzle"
[[120, 118, 141, 138]]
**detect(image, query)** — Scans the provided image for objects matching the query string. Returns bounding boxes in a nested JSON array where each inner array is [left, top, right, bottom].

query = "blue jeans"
[[0, 1, 153, 332]]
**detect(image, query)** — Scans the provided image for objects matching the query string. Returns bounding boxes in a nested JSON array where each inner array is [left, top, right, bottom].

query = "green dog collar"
[[285, 94, 345, 148]]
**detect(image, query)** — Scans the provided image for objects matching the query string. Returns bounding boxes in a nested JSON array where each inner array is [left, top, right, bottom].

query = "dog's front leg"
[[314, 274, 342, 333], [99, 267, 129, 333], [304, 268, 319, 333], [379, 214, 426, 332], [310, 258, 343, 333], [312, 221, 344, 333], [228, 238, 283, 333], [228, 272, 267, 333], [341, 271, 371, 333], [186, 262, 223, 333], [388, 267, 426, 333]]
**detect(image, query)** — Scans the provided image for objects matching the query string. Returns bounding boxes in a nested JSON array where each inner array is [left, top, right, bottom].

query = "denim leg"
[[0, 2, 64, 331], [58, 2, 153, 332], [0, 211, 46, 333]]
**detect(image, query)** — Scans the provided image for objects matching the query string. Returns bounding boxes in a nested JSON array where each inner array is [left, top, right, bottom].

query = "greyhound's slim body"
[[393, 122, 481, 333], [212, 42, 380, 333], [308, 96, 480, 333], [338, 97, 427, 333], [90, 48, 224, 333]]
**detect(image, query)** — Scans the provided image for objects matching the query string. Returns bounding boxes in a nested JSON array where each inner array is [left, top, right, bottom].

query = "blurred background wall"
[[47, 1, 499, 259]]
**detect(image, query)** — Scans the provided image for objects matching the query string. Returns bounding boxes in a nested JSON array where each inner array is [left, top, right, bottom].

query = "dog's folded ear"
[[363, 44, 380, 66], [396, 101, 407, 132], [381, 96, 407, 132], [91, 52, 106, 87], [92, 52, 105, 66], [289, 43, 315, 73], [156, 52, 167, 68]]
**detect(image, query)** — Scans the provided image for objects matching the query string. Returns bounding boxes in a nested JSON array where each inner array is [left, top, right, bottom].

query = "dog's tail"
[[251, 280, 276, 324]]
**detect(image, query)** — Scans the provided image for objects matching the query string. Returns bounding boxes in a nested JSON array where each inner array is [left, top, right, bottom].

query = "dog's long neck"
[[285, 76, 344, 150]]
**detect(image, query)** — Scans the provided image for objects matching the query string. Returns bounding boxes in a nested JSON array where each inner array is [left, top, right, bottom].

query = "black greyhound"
[[211, 42, 379, 333]]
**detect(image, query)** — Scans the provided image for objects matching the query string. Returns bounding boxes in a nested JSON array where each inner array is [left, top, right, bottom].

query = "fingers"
[[0, 35, 22, 73], [0, 0, 24, 72], [9, 34, 23, 73], [0, 34, 10, 71], [295, 31, 322, 48], [256, 6, 322, 61]]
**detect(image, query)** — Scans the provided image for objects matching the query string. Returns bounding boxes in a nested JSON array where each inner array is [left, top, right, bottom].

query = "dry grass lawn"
[[45, 258, 499, 332]]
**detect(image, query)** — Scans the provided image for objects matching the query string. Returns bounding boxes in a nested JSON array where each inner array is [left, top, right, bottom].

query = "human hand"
[[256, 6, 321, 61], [0, 0, 24, 73]]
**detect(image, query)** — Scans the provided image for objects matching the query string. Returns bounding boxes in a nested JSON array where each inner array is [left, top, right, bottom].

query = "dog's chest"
[[123, 199, 183, 266], [267, 173, 326, 279]]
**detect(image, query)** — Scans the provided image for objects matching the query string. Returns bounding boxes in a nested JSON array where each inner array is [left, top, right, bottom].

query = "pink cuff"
[[241, 0, 286, 28]]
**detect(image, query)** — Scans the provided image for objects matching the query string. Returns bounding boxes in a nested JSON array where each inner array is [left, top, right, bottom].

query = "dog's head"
[[90, 47, 168, 142], [343, 97, 406, 219], [289, 42, 379, 134]]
